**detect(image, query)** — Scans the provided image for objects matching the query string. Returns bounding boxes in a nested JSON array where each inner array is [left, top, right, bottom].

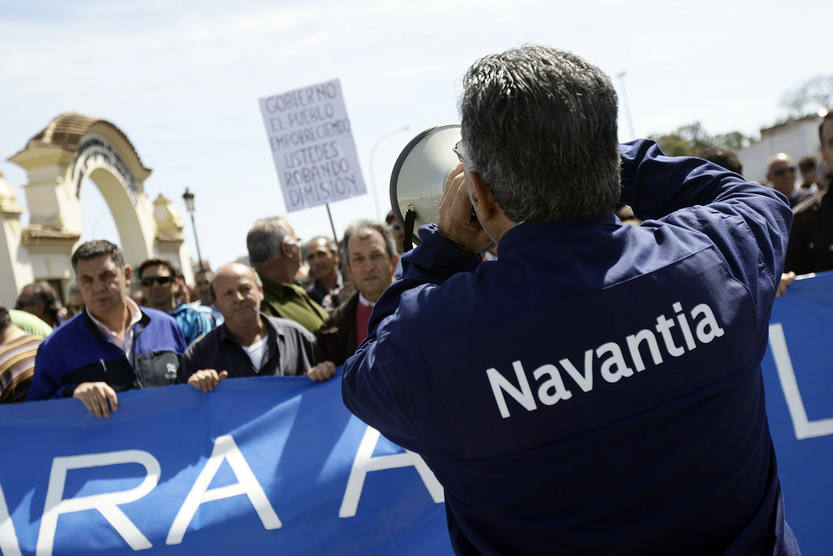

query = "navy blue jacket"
[[29, 307, 186, 400], [342, 140, 798, 555]]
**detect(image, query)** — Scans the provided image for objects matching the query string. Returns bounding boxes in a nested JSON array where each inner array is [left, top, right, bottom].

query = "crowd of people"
[[0, 215, 401, 412], [3, 120, 829, 413], [1, 43, 831, 554]]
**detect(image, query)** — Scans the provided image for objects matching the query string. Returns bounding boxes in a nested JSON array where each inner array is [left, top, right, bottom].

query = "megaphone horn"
[[389, 124, 462, 251]]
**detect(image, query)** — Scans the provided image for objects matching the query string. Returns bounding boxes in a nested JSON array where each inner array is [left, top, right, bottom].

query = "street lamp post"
[[182, 188, 204, 270], [616, 71, 636, 141]]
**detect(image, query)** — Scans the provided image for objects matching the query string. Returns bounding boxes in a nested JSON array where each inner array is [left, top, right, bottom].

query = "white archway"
[[2, 113, 193, 304]]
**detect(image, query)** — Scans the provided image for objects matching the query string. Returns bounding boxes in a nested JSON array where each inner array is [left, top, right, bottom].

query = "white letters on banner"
[[768, 323, 833, 439], [0, 430, 443, 554], [166, 435, 281, 545], [259, 79, 367, 213], [339, 426, 444, 518], [0, 482, 23, 556], [36, 450, 160, 555]]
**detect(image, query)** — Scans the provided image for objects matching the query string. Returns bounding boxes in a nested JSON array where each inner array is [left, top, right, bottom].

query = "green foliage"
[[648, 121, 757, 156]]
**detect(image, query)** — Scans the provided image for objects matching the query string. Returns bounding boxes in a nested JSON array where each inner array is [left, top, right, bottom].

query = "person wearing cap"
[[342, 46, 797, 554]]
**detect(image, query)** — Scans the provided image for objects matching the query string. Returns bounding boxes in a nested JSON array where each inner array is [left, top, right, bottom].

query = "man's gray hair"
[[247, 216, 291, 266], [341, 220, 396, 263], [459, 45, 621, 222]]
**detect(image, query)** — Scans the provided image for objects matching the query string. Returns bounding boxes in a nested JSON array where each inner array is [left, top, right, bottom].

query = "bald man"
[[179, 263, 335, 392], [766, 153, 815, 207]]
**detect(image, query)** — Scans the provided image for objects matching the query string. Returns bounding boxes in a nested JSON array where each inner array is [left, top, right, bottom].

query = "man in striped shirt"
[[0, 306, 42, 403]]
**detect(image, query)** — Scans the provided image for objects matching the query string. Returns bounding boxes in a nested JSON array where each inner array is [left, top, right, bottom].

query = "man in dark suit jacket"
[[316, 220, 398, 365]]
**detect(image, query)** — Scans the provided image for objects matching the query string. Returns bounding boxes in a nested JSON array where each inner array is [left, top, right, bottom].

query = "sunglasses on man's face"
[[14, 299, 37, 310], [772, 165, 796, 176], [140, 276, 173, 287]]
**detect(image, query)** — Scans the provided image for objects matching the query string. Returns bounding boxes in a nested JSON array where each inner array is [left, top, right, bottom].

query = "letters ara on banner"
[[0, 374, 453, 556]]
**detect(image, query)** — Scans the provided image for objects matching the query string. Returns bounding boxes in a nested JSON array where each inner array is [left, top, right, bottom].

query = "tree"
[[780, 75, 833, 118], [648, 122, 756, 156]]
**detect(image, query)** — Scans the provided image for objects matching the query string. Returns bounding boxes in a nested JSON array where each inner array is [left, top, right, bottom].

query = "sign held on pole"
[[259, 79, 367, 213]]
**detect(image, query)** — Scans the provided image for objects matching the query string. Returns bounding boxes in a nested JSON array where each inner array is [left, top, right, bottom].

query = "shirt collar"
[[259, 273, 303, 300], [357, 292, 376, 308], [218, 312, 282, 345], [497, 213, 619, 261], [87, 297, 142, 337]]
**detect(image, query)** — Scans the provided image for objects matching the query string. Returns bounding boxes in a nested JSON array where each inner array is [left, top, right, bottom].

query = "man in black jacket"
[[784, 112, 833, 275], [180, 262, 335, 391]]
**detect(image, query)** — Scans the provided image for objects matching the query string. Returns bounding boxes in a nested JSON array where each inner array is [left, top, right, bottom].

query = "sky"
[[0, 0, 828, 270]]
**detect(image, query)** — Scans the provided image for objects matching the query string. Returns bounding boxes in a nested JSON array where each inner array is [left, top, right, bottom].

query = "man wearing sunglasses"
[[343, 46, 797, 554], [137, 258, 213, 345], [766, 152, 816, 207], [29, 241, 186, 417], [784, 111, 833, 277]]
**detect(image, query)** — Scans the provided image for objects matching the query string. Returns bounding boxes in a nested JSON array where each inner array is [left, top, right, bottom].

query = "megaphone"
[[389, 124, 461, 251]]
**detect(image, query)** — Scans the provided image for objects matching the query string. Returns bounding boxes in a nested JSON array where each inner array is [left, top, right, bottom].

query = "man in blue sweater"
[[29, 240, 185, 417], [342, 46, 798, 554]]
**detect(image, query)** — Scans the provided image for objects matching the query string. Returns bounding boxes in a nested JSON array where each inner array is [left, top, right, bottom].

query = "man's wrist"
[[405, 225, 481, 274]]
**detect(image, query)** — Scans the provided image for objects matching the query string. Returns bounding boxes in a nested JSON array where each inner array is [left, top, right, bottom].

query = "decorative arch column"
[[153, 193, 195, 284], [0, 170, 34, 305], [7, 113, 194, 294]]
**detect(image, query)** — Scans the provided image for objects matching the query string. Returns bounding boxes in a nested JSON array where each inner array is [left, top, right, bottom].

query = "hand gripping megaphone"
[[389, 124, 461, 251]]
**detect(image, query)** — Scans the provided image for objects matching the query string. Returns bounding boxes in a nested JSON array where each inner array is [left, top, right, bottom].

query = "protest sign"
[[259, 79, 367, 212]]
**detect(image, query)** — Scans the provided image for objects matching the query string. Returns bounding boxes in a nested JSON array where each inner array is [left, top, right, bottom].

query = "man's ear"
[[124, 265, 131, 282], [469, 170, 495, 221]]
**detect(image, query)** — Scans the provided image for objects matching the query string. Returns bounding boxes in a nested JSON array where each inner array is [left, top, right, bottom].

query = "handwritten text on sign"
[[259, 79, 366, 212]]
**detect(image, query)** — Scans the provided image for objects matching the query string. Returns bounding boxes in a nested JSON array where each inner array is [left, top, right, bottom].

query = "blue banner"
[[762, 271, 833, 556], [0, 374, 453, 555], [0, 272, 831, 555]]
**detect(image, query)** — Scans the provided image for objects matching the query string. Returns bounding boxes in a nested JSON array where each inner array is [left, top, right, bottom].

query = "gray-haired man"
[[343, 46, 797, 554], [246, 216, 328, 333]]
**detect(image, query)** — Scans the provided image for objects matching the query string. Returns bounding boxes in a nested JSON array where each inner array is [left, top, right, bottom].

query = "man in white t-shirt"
[[179, 262, 336, 392]]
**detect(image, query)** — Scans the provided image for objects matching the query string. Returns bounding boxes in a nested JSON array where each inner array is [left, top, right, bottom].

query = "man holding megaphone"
[[343, 46, 798, 555]]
